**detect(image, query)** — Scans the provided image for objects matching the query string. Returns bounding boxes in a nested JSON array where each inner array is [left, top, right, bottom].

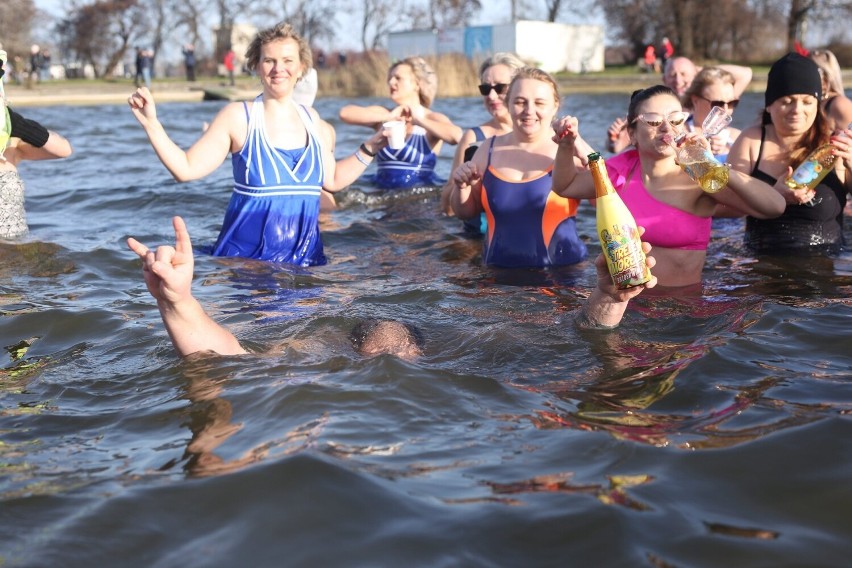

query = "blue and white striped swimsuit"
[[373, 125, 442, 189], [212, 96, 327, 266]]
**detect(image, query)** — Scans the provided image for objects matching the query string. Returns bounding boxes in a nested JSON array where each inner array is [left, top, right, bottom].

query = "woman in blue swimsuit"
[[449, 67, 589, 268], [339, 57, 462, 190], [128, 22, 384, 266]]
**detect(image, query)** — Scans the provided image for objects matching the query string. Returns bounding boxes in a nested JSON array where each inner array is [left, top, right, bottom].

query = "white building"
[[388, 20, 605, 74]]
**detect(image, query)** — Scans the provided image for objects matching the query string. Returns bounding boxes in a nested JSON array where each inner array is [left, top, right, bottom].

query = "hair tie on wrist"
[[354, 151, 371, 166], [359, 143, 376, 157]]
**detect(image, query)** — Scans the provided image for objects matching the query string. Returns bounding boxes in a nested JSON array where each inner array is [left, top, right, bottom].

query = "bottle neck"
[[589, 158, 615, 198]]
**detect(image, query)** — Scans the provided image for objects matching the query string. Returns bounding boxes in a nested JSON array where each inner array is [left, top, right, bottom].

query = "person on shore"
[[553, 85, 786, 288], [449, 67, 589, 268], [0, 107, 73, 239], [727, 52, 852, 255], [439, 52, 525, 231], [681, 66, 743, 161], [128, 22, 387, 266], [808, 49, 852, 132], [606, 57, 753, 155], [182, 44, 196, 82], [643, 45, 659, 74], [339, 56, 462, 190], [126, 217, 658, 357], [223, 47, 236, 87]]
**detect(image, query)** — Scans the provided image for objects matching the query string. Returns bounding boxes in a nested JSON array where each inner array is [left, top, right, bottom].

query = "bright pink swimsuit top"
[[606, 149, 711, 251]]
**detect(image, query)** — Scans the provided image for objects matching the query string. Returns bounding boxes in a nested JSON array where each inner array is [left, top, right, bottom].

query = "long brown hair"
[[761, 102, 831, 167]]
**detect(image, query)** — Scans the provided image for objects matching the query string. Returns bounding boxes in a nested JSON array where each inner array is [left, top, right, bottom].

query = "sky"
[[33, 0, 851, 55], [32, 0, 607, 53]]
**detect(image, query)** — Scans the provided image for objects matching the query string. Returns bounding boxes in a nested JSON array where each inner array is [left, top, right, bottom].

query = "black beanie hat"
[[765, 52, 822, 107]]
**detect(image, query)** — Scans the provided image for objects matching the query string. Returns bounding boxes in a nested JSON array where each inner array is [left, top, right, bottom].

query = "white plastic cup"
[[383, 120, 406, 150]]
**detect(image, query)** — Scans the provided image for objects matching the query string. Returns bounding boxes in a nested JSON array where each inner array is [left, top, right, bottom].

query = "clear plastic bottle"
[[670, 106, 732, 193], [588, 152, 651, 289]]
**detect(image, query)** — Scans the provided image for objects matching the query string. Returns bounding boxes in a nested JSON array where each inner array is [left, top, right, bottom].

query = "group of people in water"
[[3, 21, 851, 358]]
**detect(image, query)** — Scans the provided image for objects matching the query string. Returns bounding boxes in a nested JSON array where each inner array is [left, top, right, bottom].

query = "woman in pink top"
[[552, 85, 786, 288]]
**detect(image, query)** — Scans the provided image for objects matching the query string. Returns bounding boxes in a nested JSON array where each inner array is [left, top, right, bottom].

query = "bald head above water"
[[350, 319, 424, 358]]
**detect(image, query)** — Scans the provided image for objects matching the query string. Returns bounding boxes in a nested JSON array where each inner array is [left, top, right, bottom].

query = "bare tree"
[[0, 0, 37, 57], [57, 0, 148, 77], [427, 0, 482, 29], [360, 0, 395, 51], [272, 0, 339, 47], [544, 0, 564, 22]]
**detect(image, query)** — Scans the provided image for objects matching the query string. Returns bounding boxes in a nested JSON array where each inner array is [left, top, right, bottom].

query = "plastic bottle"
[[588, 152, 651, 289], [785, 144, 837, 191], [670, 106, 732, 193]]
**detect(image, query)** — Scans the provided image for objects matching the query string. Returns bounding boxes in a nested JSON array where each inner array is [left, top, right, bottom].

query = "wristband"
[[8, 108, 50, 148], [354, 151, 371, 166], [359, 143, 376, 157]]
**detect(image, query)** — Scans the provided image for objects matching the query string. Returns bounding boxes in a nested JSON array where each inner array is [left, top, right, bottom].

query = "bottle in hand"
[[588, 152, 652, 289]]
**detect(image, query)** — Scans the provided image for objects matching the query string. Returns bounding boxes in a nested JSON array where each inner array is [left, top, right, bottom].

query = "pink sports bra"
[[606, 149, 711, 251]]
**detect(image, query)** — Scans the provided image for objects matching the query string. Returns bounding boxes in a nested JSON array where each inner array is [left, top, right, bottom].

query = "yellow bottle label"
[[596, 194, 651, 289]]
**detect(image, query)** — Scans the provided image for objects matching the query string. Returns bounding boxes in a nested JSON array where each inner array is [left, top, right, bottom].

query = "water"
[[1, 92, 851, 567]]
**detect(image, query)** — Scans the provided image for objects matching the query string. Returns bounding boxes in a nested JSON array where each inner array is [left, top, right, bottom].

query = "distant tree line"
[[0, 0, 850, 79]]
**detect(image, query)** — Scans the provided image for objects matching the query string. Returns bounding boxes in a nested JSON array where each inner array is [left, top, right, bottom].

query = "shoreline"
[[2, 73, 773, 108]]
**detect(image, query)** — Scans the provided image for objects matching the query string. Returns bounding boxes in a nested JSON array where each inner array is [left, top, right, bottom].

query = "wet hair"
[[478, 52, 525, 80], [507, 67, 560, 107], [349, 318, 425, 357], [626, 84, 679, 127], [391, 57, 438, 108], [244, 21, 313, 78], [809, 49, 844, 98], [681, 67, 736, 110]]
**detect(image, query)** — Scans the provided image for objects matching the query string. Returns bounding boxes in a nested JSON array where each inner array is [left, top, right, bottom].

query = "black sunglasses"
[[478, 83, 509, 96], [697, 95, 739, 110]]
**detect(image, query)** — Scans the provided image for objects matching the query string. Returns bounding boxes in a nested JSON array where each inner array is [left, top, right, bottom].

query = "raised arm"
[[127, 216, 246, 357], [440, 128, 480, 214], [448, 156, 484, 220], [338, 104, 393, 129], [717, 64, 753, 98], [551, 115, 597, 199], [128, 87, 234, 182], [411, 107, 462, 145]]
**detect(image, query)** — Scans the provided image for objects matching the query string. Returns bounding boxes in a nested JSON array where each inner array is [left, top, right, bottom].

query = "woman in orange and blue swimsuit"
[[449, 67, 589, 268]]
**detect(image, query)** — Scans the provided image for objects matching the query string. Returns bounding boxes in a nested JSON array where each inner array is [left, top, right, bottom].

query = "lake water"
[[1, 91, 851, 567]]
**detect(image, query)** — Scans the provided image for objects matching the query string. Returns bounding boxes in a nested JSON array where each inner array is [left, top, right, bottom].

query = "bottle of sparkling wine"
[[670, 106, 732, 193], [588, 152, 651, 289]]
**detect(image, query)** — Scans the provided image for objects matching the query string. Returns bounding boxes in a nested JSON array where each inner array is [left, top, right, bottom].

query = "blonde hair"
[[478, 52, 525, 79], [682, 66, 736, 110], [391, 57, 438, 108], [507, 67, 561, 107], [244, 21, 312, 78], [809, 49, 844, 97]]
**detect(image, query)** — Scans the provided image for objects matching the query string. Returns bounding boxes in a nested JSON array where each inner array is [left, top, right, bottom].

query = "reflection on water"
[[0, 94, 850, 566]]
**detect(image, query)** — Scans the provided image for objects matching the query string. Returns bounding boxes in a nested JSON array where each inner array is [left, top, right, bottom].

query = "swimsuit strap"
[[753, 124, 767, 173], [486, 136, 497, 168]]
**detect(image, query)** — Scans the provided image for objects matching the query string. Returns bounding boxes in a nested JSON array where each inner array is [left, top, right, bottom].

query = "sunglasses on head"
[[697, 95, 739, 109], [478, 83, 509, 96], [632, 111, 690, 128]]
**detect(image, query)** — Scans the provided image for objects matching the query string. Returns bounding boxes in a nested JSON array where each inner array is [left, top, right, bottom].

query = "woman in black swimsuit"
[[727, 53, 852, 255]]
